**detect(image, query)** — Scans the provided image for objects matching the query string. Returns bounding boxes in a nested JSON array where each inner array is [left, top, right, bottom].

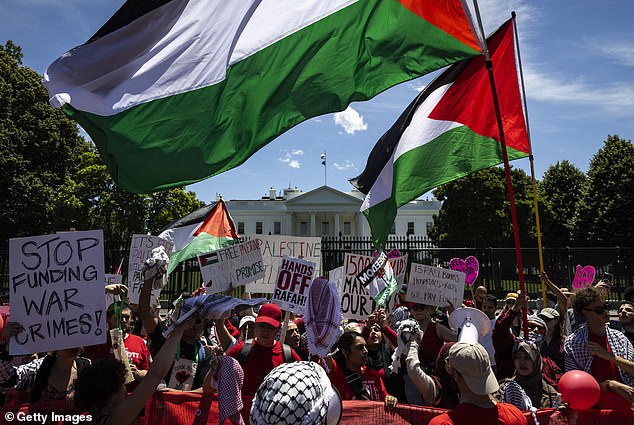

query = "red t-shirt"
[[327, 358, 387, 401], [588, 333, 621, 383], [428, 402, 527, 425], [82, 333, 151, 370], [226, 339, 301, 398]]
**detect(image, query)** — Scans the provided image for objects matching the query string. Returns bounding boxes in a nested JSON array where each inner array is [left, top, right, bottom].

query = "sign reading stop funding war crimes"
[[407, 263, 465, 309], [341, 253, 408, 320], [272, 256, 316, 313], [127, 234, 173, 303], [245, 235, 321, 294], [198, 239, 265, 293], [8, 230, 106, 355]]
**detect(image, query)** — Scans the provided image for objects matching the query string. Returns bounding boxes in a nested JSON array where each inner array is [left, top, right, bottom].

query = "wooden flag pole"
[[511, 11, 548, 309], [278, 311, 291, 343], [472, 3, 529, 338]]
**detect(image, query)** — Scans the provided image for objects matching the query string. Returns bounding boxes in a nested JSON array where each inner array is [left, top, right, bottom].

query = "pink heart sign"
[[572, 264, 596, 289], [449, 256, 479, 286]]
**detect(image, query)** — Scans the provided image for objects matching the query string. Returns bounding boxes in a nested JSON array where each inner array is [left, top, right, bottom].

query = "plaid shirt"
[[564, 323, 634, 387]]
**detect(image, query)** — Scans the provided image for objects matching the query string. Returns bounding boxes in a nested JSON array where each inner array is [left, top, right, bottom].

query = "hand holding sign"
[[572, 264, 596, 289], [449, 256, 479, 286]]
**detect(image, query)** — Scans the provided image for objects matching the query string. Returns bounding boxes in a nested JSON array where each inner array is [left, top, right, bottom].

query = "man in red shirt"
[[83, 301, 151, 387], [429, 342, 526, 425], [226, 303, 301, 422]]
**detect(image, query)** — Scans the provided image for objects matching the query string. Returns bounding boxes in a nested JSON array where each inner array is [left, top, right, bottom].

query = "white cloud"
[[333, 106, 368, 134], [278, 149, 303, 168], [583, 39, 634, 67], [333, 160, 355, 171]]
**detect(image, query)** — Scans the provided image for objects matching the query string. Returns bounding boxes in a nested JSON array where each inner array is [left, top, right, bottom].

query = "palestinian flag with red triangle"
[[351, 18, 529, 247], [158, 199, 239, 274]]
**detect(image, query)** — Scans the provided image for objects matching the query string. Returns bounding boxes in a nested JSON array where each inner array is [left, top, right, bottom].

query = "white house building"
[[226, 185, 440, 238]]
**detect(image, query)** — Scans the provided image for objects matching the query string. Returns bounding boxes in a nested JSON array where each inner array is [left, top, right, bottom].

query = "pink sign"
[[572, 264, 596, 289], [449, 256, 479, 286]]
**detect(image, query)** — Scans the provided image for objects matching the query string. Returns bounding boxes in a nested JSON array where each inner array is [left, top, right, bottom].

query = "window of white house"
[[274, 221, 282, 235], [237, 221, 245, 234], [343, 221, 351, 235], [300, 222, 308, 236], [322, 221, 330, 236], [256, 222, 263, 234], [407, 222, 415, 235]]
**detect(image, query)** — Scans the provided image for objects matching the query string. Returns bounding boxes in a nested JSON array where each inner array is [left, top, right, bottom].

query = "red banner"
[[1, 391, 632, 425]]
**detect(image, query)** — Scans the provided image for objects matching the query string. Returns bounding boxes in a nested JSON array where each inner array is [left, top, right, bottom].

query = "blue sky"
[[2, 0, 634, 204]]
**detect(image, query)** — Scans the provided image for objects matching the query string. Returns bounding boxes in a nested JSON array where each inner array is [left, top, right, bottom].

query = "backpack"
[[236, 339, 293, 367]]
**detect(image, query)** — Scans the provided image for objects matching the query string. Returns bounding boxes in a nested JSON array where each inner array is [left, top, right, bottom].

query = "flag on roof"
[[351, 18, 529, 247], [158, 199, 239, 274], [43, 0, 481, 194]]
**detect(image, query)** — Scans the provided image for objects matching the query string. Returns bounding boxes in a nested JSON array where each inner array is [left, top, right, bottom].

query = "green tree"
[[538, 160, 587, 244], [146, 188, 205, 235], [0, 40, 90, 245], [572, 135, 634, 242], [428, 167, 539, 247]]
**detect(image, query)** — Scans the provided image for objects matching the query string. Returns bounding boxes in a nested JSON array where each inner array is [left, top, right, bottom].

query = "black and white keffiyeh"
[[304, 278, 343, 369], [390, 319, 420, 373], [250, 361, 342, 425]]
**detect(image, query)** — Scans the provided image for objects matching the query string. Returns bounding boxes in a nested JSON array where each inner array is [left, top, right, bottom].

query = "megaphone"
[[448, 307, 490, 344]]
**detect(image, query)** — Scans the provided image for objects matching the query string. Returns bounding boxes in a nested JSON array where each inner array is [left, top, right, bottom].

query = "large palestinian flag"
[[351, 18, 530, 247], [43, 0, 481, 193]]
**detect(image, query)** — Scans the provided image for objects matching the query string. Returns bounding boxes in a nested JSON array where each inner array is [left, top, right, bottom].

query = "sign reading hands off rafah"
[[127, 234, 173, 304], [8, 230, 107, 355], [407, 263, 465, 309], [198, 239, 265, 294], [244, 235, 321, 294]]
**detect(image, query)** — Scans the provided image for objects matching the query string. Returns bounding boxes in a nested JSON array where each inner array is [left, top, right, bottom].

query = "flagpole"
[[321, 150, 327, 186], [472, 2, 529, 338], [511, 12, 548, 308]]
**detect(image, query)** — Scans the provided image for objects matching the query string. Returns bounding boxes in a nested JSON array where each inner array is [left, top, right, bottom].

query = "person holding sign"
[[0, 322, 90, 403]]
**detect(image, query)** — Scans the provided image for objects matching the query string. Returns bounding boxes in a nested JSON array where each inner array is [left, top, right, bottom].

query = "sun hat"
[[538, 307, 560, 321], [447, 342, 498, 396]]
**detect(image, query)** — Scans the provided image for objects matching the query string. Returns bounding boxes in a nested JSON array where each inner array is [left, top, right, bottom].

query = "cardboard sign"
[[127, 234, 173, 304], [198, 239, 265, 293], [572, 264, 596, 289], [407, 263, 465, 309], [272, 256, 316, 314], [245, 235, 321, 294], [449, 256, 479, 286], [340, 253, 407, 320], [8, 230, 106, 355], [105, 273, 123, 309]]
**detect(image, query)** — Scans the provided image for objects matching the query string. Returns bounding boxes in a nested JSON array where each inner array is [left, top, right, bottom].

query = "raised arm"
[[137, 276, 159, 335], [109, 323, 186, 425]]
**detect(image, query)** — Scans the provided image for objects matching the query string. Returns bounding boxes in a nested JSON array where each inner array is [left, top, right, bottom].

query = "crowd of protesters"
[[0, 269, 633, 425]]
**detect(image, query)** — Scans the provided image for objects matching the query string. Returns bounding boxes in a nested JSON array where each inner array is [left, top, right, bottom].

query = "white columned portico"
[[310, 212, 316, 237], [334, 213, 340, 237]]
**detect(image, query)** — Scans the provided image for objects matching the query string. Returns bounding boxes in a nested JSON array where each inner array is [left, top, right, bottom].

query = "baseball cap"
[[538, 307, 560, 321], [239, 315, 256, 329], [448, 342, 498, 396], [256, 303, 282, 328], [251, 361, 342, 425], [505, 292, 518, 302]]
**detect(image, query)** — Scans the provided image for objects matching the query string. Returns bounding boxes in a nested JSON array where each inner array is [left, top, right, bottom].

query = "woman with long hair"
[[0, 322, 90, 403]]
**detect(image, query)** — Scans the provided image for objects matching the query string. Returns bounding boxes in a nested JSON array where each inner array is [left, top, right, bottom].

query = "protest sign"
[[449, 256, 479, 286], [340, 253, 404, 320], [572, 264, 596, 290], [127, 234, 173, 303], [407, 263, 465, 309], [245, 235, 321, 294], [105, 273, 123, 309], [329, 266, 345, 294], [272, 256, 316, 314], [8, 230, 106, 354], [198, 239, 265, 293]]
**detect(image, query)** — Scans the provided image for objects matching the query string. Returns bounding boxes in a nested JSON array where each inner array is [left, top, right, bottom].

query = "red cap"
[[256, 303, 282, 328]]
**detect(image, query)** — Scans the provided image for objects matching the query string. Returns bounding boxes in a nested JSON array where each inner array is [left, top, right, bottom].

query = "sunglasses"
[[411, 304, 429, 312], [584, 303, 611, 315]]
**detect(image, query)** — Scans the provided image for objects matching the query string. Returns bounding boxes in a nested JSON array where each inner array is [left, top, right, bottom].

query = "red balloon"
[[559, 370, 600, 410]]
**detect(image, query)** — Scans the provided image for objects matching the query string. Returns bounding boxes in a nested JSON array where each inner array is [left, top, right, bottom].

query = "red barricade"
[[1, 392, 632, 425]]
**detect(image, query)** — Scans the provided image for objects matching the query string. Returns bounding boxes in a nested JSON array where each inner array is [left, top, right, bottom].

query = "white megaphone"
[[448, 307, 490, 344]]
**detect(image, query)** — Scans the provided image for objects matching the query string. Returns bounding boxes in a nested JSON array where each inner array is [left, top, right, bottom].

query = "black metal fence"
[[1, 236, 632, 302]]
